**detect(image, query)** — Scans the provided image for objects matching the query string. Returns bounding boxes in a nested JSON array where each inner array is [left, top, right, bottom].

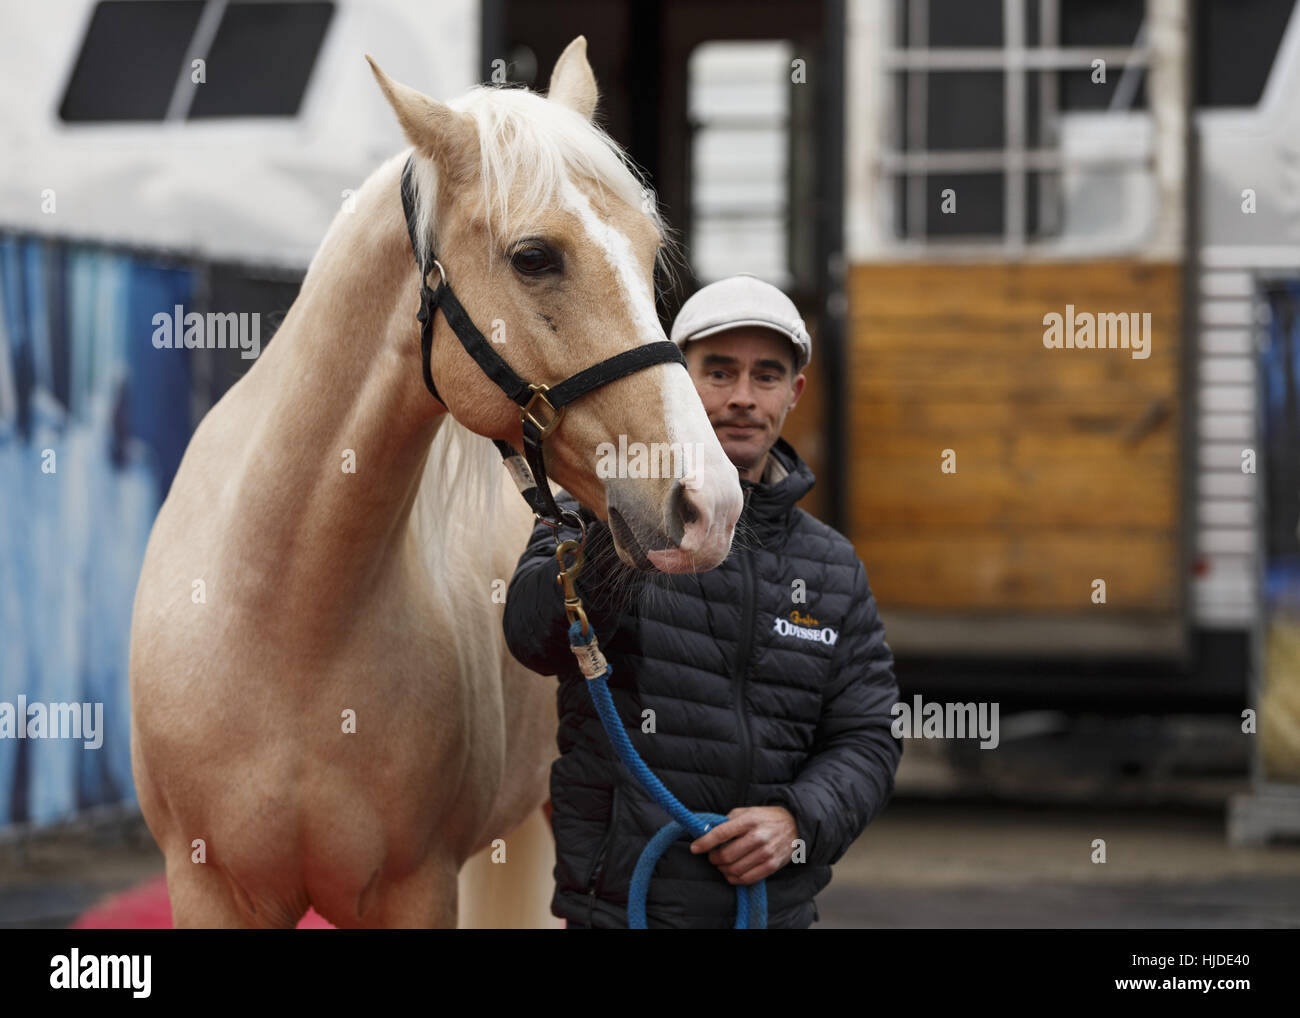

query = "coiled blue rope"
[[569, 620, 767, 929]]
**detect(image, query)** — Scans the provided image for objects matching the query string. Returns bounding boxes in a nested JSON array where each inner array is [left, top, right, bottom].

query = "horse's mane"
[[406, 83, 681, 288], [413, 415, 506, 601]]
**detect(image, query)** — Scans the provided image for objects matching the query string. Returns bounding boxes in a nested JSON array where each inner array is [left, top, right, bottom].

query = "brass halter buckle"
[[521, 383, 564, 439]]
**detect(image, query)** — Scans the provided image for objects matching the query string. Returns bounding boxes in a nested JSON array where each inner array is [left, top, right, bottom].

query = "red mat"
[[72, 874, 335, 929]]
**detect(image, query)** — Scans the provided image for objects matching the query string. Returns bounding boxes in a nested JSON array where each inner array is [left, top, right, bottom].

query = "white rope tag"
[[570, 635, 609, 680]]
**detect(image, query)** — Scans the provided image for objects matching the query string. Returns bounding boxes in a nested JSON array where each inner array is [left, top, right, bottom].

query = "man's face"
[[683, 327, 806, 480]]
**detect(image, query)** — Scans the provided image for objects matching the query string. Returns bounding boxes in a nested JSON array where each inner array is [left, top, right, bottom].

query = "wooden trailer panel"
[[847, 261, 1186, 656]]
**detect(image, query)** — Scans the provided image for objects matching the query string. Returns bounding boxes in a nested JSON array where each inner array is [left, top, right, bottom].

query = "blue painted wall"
[[0, 235, 193, 826]]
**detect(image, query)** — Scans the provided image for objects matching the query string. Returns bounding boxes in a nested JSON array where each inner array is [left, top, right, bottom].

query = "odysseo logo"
[[772, 610, 838, 646]]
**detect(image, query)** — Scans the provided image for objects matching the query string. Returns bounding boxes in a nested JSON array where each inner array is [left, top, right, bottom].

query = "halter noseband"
[[399, 155, 687, 528]]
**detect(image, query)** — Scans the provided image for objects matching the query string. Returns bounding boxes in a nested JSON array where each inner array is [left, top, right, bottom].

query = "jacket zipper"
[[732, 544, 757, 806], [585, 780, 621, 925]]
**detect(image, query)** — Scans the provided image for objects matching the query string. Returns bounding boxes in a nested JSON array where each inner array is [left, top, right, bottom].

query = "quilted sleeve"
[[502, 496, 642, 678]]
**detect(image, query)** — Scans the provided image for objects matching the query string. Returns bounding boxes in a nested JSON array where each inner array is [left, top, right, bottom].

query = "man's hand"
[[688, 806, 799, 885]]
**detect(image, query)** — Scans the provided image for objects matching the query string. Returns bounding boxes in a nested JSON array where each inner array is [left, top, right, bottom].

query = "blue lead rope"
[[569, 620, 768, 929]]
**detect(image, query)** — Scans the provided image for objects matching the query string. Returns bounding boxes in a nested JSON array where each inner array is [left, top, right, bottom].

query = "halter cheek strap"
[[399, 155, 687, 527]]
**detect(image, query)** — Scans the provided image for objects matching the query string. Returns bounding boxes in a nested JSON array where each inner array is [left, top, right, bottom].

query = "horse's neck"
[[229, 155, 444, 614]]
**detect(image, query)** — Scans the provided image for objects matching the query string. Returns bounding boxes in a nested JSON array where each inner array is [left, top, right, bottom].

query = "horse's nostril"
[[680, 492, 699, 527], [671, 480, 699, 533]]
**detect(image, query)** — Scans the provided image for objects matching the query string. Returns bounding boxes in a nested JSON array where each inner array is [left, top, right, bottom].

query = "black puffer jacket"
[[503, 438, 901, 928]]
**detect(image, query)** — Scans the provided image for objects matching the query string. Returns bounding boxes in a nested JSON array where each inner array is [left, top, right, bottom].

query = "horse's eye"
[[511, 245, 558, 275]]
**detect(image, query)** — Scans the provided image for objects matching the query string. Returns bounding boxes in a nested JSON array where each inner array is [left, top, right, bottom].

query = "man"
[[503, 274, 901, 929]]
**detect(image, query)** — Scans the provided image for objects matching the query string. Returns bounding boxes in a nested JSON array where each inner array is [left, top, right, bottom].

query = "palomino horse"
[[128, 37, 742, 928]]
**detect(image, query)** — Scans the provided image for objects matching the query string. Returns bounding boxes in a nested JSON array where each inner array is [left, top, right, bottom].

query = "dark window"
[[189, 2, 335, 118], [905, 0, 1004, 48], [1060, 0, 1146, 48], [926, 72, 1004, 150], [1059, 0, 1148, 111], [1196, 0, 1295, 108], [1261, 282, 1300, 561], [894, 172, 1050, 239], [58, 1, 334, 122], [1058, 66, 1148, 112], [197, 263, 304, 401], [890, 0, 1150, 241], [59, 1, 205, 121], [899, 173, 1000, 237]]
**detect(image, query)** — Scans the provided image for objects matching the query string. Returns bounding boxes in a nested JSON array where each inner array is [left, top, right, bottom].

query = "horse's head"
[[368, 38, 741, 572]]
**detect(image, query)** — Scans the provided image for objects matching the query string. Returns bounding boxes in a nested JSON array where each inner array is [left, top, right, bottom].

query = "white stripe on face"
[[560, 179, 664, 344], [559, 178, 687, 447], [560, 178, 741, 551]]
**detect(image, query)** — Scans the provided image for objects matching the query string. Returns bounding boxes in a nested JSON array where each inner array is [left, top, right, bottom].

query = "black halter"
[[399, 156, 687, 527]]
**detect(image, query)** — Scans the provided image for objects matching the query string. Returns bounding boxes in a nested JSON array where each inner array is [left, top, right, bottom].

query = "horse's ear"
[[366, 56, 478, 183], [548, 36, 598, 121]]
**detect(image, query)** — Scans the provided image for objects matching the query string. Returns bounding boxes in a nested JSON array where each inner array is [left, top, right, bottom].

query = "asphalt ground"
[[1, 793, 1296, 929]]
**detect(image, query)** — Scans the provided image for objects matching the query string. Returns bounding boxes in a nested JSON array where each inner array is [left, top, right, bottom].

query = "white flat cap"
[[670, 274, 811, 371]]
